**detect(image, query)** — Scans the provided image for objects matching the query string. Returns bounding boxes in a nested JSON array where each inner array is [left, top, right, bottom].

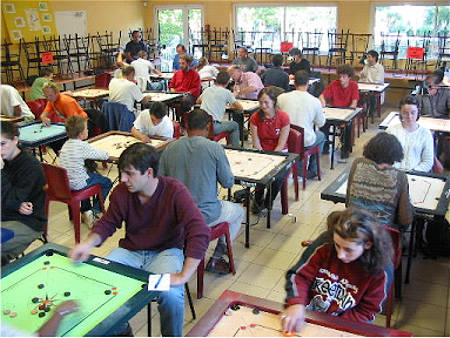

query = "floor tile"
[[395, 299, 446, 332], [237, 264, 284, 289]]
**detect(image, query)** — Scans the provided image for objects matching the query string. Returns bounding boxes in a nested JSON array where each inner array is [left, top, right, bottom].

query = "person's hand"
[[18, 202, 33, 215], [170, 272, 187, 286], [280, 304, 306, 334], [41, 117, 51, 126], [139, 135, 151, 143], [69, 242, 93, 263], [54, 300, 79, 317]]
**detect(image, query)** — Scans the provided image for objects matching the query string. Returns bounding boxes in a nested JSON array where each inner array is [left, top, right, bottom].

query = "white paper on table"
[[148, 274, 170, 291]]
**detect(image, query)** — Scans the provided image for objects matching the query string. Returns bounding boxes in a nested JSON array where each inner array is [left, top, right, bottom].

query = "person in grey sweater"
[[159, 109, 244, 275]]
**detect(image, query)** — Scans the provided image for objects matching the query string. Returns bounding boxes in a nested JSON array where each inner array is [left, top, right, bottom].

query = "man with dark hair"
[[419, 70, 450, 117], [124, 30, 148, 62], [196, 71, 243, 147], [232, 47, 258, 73], [108, 65, 150, 112], [169, 54, 201, 99], [288, 48, 311, 76], [358, 50, 384, 118], [159, 109, 243, 274], [277, 71, 326, 178], [1, 121, 47, 265], [172, 44, 197, 71], [69, 142, 210, 336], [131, 101, 174, 140], [30, 66, 54, 101], [261, 54, 289, 90]]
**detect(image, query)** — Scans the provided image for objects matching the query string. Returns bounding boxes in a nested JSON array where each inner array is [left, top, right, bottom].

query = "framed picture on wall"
[[14, 17, 25, 27], [42, 26, 52, 34], [11, 30, 22, 41], [42, 13, 52, 22], [4, 3, 16, 14], [38, 2, 48, 11]]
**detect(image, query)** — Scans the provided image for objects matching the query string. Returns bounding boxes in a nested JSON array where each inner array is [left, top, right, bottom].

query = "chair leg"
[[292, 162, 299, 201], [70, 202, 82, 243], [302, 156, 308, 190], [147, 302, 152, 337], [385, 285, 394, 328], [280, 177, 288, 215], [197, 259, 204, 299], [224, 228, 236, 275], [185, 284, 196, 320], [316, 152, 321, 181]]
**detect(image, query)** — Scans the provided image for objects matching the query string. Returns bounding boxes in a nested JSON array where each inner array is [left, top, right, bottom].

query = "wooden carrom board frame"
[[357, 82, 390, 93], [88, 131, 173, 163], [0, 115, 24, 123], [70, 87, 110, 101], [186, 290, 412, 337], [379, 112, 450, 133]]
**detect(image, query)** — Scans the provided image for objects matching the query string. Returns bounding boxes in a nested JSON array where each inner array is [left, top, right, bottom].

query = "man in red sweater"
[[69, 142, 210, 336]]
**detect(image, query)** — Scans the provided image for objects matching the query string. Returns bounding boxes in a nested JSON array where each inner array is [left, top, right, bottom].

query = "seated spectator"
[[131, 50, 164, 92], [0, 84, 35, 123], [173, 44, 198, 71], [232, 47, 258, 73], [277, 71, 326, 178], [261, 54, 289, 91], [283, 208, 393, 333], [346, 132, 413, 231], [250, 86, 290, 213], [30, 66, 54, 101], [1, 122, 47, 265], [418, 70, 450, 118], [386, 95, 434, 172], [159, 109, 244, 274], [197, 71, 242, 147], [288, 48, 311, 77], [108, 66, 150, 112], [60, 116, 112, 226], [131, 101, 174, 140], [228, 65, 264, 100]]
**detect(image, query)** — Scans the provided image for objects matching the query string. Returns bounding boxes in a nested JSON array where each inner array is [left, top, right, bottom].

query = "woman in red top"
[[282, 208, 394, 334], [249, 86, 290, 214]]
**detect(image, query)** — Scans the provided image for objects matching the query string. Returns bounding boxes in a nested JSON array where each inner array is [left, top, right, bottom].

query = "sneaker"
[[251, 200, 265, 215], [205, 257, 231, 275], [81, 210, 95, 228]]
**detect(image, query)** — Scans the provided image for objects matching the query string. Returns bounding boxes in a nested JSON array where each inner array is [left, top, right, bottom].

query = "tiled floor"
[[22, 106, 449, 336]]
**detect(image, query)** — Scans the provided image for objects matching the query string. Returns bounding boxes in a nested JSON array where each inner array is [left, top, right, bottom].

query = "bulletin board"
[[2, 1, 58, 42]]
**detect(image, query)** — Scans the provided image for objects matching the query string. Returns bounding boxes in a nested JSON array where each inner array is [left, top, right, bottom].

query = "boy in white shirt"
[[0, 84, 35, 122], [59, 116, 112, 226], [131, 101, 174, 140], [131, 50, 164, 92]]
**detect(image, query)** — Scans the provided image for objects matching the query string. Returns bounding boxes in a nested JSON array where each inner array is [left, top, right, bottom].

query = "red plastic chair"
[[290, 124, 321, 193], [432, 156, 444, 174], [95, 72, 111, 88], [196, 222, 236, 299], [172, 120, 181, 139], [42, 163, 106, 243], [384, 226, 402, 328], [26, 98, 47, 120], [207, 115, 231, 144]]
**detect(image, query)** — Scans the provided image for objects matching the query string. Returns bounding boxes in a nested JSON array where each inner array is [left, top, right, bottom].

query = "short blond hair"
[[65, 115, 87, 139], [42, 81, 59, 92]]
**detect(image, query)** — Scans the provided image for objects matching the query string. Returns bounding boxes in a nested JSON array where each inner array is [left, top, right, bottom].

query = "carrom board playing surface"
[[145, 92, 183, 102], [19, 122, 67, 146], [379, 112, 450, 133], [225, 148, 286, 181], [323, 107, 361, 122], [71, 88, 109, 100], [231, 100, 259, 113], [357, 82, 390, 92], [1, 244, 153, 337], [150, 73, 174, 80], [187, 290, 412, 337], [89, 132, 170, 162]]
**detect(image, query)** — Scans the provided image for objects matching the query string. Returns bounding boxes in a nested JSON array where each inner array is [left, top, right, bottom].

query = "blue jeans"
[[298, 130, 325, 175], [214, 120, 240, 147], [147, 80, 164, 91], [80, 172, 113, 213], [106, 247, 185, 336]]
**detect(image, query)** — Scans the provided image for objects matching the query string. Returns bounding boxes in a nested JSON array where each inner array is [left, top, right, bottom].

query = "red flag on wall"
[[280, 42, 293, 53], [406, 47, 424, 60], [41, 52, 54, 65]]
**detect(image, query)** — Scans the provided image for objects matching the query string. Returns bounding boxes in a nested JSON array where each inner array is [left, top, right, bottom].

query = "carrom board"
[[88, 131, 171, 163], [379, 112, 450, 133], [0, 115, 24, 123], [228, 100, 260, 113], [1, 243, 154, 337], [150, 73, 174, 80], [187, 290, 412, 337], [145, 92, 183, 102], [321, 169, 450, 217], [71, 88, 109, 100], [289, 78, 320, 87], [19, 122, 67, 147], [323, 107, 361, 122], [225, 148, 287, 181], [357, 82, 390, 93]]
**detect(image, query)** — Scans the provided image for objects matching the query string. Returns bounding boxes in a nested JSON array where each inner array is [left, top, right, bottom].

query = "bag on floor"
[[423, 217, 450, 258]]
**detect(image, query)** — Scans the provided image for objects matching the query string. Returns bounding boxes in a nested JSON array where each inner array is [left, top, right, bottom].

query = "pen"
[[154, 275, 164, 289]]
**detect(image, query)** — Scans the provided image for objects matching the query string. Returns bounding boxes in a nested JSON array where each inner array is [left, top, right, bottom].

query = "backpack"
[[423, 217, 450, 258]]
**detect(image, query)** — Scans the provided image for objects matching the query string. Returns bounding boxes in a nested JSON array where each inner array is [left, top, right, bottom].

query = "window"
[[374, 5, 449, 58], [235, 5, 337, 53]]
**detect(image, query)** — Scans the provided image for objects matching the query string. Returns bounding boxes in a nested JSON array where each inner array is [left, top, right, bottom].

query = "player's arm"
[[196, 96, 202, 104], [131, 127, 151, 143], [318, 94, 327, 108], [170, 257, 201, 286], [349, 99, 358, 109], [281, 304, 306, 334], [37, 301, 79, 337], [13, 105, 22, 117], [152, 68, 163, 76], [274, 124, 290, 152], [250, 123, 263, 150], [69, 232, 102, 263], [239, 85, 257, 97], [140, 95, 150, 105], [230, 100, 243, 111]]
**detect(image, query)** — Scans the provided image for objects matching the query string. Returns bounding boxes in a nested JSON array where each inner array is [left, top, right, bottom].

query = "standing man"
[[159, 109, 244, 274], [0, 84, 35, 123], [124, 30, 148, 63], [358, 50, 384, 117], [277, 71, 326, 178], [1, 122, 47, 265], [232, 47, 258, 73], [69, 143, 210, 337], [228, 65, 264, 100]]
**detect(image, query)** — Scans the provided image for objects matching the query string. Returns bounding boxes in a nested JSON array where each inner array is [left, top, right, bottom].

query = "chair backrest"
[[172, 120, 181, 139], [42, 163, 73, 201], [101, 101, 135, 132], [287, 127, 301, 155], [385, 226, 402, 269], [432, 156, 444, 174], [26, 99, 47, 120], [95, 72, 111, 88], [289, 124, 305, 152]]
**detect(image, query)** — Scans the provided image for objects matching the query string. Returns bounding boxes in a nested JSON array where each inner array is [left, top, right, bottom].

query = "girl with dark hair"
[[282, 208, 394, 334]]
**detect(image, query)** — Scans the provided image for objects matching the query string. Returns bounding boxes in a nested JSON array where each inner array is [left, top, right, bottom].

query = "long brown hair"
[[326, 208, 393, 275], [257, 86, 285, 121]]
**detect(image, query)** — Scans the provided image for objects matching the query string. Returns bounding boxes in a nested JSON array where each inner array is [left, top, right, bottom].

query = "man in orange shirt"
[[41, 82, 87, 125]]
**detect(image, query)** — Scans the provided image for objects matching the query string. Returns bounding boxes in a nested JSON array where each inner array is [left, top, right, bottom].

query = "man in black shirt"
[[261, 53, 289, 90], [288, 48, 311, 76], [1, 121, 47, 265], [124, 30, 148, 62]]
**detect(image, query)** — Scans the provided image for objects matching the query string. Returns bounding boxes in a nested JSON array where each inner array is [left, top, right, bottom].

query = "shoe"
[[251, 200, 264, 215], [205, 257, 231, 275], [81, 210, 95, 228], [112, 322, 134, 337]]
